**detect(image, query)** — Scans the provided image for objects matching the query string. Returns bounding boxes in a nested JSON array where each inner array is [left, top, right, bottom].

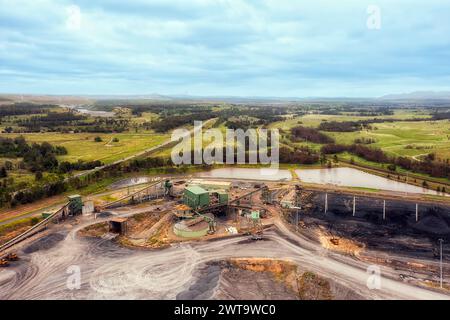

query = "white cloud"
[[1, 0, 450, 96], [66, 5, 81, 31]]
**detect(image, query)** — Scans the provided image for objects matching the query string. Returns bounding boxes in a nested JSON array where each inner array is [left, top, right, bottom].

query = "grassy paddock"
[[1, 132, 169, 164], [270, 113, 449, 160]]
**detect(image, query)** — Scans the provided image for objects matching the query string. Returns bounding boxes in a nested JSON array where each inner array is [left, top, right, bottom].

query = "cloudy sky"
[[1, 0, 450, 97]]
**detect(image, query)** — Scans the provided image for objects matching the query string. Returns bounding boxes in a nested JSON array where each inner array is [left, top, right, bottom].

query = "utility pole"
[[405, 172, 409, 197], [439, 239, 444, 289], [353, 196, 356, 217], [324, 193, 328, 214]]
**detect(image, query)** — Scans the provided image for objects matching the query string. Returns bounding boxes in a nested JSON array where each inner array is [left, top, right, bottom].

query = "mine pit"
[[181, 259, 365, 300], [1, 178, 449, 300], [287, 190, 450, 288]]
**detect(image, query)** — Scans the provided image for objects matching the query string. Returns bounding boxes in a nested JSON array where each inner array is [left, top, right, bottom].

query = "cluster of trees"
[[354, 137, 376, 144], [395, 156, 449, 179], [58, 160, 103, 173], [318, 121, 368, 132], [16, 112, 86, 132], [15, 113, 129, 133], [318, 117, 434, 133], [9, 180, 67, 206], [224, 119, 260, 131], [136, 104, 288, 133], [291, 126, 335, 144], [149, 111, 214, 132], [321, 143, 389, 163], [93, 102, 215, 118], [432, 112, 450, 120], [0, 157, 154, 207], [217, 106, 287, 127], [0, 136, 32, 157], [124, 103, 212, 117], [351, 108, 394, 116], [321, 143, 450, 179], [125, 157, 173, 171], [74, 118, 129, 133], [21, 142, 67, 172], [312, 105, 396, 116], [0, 167, 8, 178], [0, 136, 105, 176], [279, 146, 319, 164], [0, 136, 68, 172], [0, 103, 55, 117]]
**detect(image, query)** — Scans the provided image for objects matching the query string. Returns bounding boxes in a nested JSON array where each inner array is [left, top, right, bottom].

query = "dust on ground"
[[78, 222, 109, 238], [0, 225, 33, 246], [119, 210, 173, 249], [317, 228, 365, 257], [178, 258, 364, 300], [284, 192, 450, 291]]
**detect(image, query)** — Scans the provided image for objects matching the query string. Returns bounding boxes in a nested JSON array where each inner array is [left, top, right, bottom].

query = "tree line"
[[321, 143, 450, 179], [0, 103, 56, 117], [317, 117, 433, 133], [291, 126, 335, 144], [14, 112, 129, 133]]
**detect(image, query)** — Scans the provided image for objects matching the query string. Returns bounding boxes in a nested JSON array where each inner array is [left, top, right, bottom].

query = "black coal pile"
[[23, 233, 65, 254]]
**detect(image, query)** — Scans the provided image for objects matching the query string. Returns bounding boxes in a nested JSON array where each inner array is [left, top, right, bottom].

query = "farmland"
[[0, 98, 450, 304], [270, 110, 450, 166], [3, 132, 169, 164], [0, 100, 449, 213]]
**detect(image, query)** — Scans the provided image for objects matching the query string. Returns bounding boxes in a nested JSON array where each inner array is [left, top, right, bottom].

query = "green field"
[[1, 104, 449, 201], [327, 120, 450, 160], [1, 132, 169, 164], [270, 109, 430, 130], [269, 111, 450, 161]]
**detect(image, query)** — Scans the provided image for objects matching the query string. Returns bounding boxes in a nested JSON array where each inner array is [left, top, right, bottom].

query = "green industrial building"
[[183, 186, 210, 210], [68, 194, 83, 215], [217, 191, 229, 205]]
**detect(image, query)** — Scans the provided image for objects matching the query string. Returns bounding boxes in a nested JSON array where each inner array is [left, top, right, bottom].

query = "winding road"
[[0, 207, 448, 300]]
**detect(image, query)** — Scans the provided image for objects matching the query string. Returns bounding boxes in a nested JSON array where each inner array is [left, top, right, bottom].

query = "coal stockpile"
[[296, 191, 450, 259], [176, 262, 221, 300], [22, 233, 65, 254]]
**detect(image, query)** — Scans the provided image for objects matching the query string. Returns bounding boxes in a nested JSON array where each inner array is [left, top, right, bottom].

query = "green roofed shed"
[[183, 186, 210, 209]]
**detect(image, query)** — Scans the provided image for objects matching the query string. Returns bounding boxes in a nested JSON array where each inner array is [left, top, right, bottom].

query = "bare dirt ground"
[[283, 191, 450, 292], [78, 222, 109, 238], [1, 182, 450, 300], [210, 258, 363, 300], [1, 207, 449, 300], [0, 224, 35, 246], [199, 259, 300, 300], [317, 229, 365, 257]]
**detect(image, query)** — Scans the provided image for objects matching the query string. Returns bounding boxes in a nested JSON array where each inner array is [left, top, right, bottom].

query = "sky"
[[1, 0, 450, 97]]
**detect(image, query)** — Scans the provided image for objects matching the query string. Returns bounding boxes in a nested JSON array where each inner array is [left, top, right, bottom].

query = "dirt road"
[[0, 211, 448, 300]]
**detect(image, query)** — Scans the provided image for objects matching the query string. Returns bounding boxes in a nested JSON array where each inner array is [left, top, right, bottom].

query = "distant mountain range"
[[380, 91, 450, 101], [2, 91, 450, 104]]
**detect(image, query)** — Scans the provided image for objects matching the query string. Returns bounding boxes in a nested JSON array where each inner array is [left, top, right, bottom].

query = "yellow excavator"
[[0, 253, 19, 267], [248, 210, 264, 241], [249, 223, 264, 240]]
